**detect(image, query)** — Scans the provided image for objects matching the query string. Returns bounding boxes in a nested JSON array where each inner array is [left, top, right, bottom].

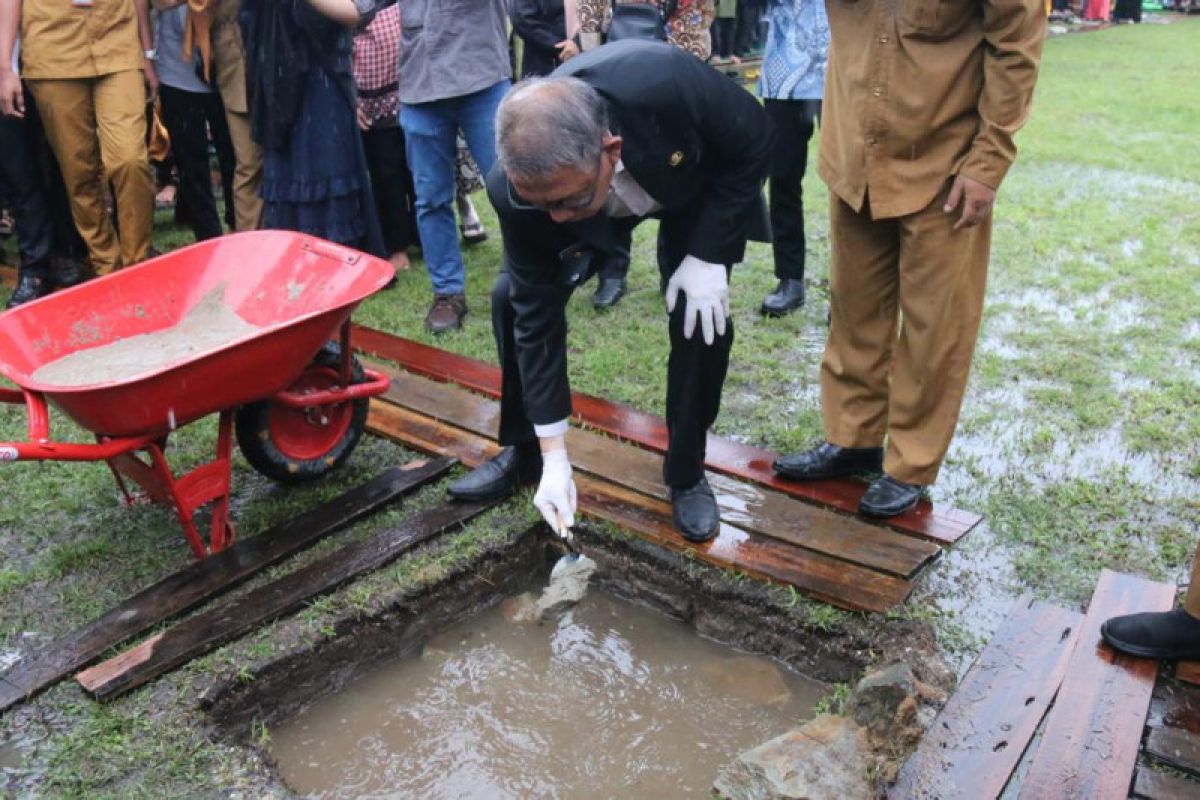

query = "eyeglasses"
[[506, 160, 605, 213]]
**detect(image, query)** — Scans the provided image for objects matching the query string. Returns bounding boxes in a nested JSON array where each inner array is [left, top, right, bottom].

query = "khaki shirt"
[[819, 0, 1045, 220], [20, 0, 143, 80]]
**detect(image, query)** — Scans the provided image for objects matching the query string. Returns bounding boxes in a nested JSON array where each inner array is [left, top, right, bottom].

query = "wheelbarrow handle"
[[0, 386, 50, 441], [0, 387, 155, 462]]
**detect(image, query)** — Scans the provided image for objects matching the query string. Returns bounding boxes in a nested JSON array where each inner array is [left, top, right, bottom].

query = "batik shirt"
[[758, 0, 828, 101]]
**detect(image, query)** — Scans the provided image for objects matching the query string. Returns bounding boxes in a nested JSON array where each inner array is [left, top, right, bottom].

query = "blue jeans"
[[400, 79, 509, 296]]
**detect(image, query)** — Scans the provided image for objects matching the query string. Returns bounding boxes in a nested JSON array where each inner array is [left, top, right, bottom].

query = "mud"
[[535, 552, 597, 620], [32, 287, 259, 387], [205, 523, 951, 795], [270, 592, 825, 799]]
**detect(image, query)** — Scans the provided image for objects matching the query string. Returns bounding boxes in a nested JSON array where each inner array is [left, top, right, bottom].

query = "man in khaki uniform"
[[0, 0, 158, 275], [773, 0, 1045, 516]]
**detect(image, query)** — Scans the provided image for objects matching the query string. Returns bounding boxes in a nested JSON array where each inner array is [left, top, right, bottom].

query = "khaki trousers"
[[222, 107, 262, 232], [1185, 548, 1200, 618], [820, 185, 991, 485], [27, 70, 153, 274]]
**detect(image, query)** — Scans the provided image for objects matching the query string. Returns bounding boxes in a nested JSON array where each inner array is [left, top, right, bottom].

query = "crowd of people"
[[3, 0, 1194, 664]]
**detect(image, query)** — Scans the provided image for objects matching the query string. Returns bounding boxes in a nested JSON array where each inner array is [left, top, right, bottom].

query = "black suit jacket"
[[510, 0, 567, 77], [487, 39, 773, 428]]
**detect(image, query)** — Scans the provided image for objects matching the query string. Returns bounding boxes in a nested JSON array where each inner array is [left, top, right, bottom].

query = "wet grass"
[[1, 17, 1198, 796]]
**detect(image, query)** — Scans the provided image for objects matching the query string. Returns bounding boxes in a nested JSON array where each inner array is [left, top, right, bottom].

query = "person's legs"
[[362, 126, 417, 265], [158, 85, 223, 241], [884, 183, 991, 486], [27, 77, 123, 275], [402, 99, 469, 330], [762, 98, 818, 315], [206, 92, 238, 230], [456, 79, 509, 178], [592, 222, 632, 309], [0, 113, 53, 306], [93, 69, 155, 266], [223, 107, 263, 231], [1101, 543, 1200, 661]]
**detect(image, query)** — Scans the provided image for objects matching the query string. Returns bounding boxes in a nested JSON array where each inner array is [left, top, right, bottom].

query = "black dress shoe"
[[670, 477, 719, 543], [446, 446, 541, 501], [761, 278, 806, 316], [1101, 607, 1200, 661], [858, 475, 922, 518], [773, 442, 883, 481], [5, 273, 51, 309], [591, 277, 626, 310], [52, 256, 89, 290]]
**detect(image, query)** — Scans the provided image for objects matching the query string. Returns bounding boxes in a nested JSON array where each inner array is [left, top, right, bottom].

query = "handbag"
[[606, 0, 677, 43]]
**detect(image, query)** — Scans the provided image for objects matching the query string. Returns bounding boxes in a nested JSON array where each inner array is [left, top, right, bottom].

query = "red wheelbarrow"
[[0, 231, 395, 558]]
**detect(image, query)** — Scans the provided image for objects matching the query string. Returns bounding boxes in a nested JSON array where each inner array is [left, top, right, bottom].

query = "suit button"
[[872, 86, 882, 98], [867, 137, 877, 146]]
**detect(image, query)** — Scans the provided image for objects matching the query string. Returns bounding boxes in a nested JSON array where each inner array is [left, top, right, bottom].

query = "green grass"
[[1, 19, 1199, 796]]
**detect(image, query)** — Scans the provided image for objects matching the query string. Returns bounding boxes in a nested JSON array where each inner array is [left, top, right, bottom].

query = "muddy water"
[[271, 593, 826, 799]]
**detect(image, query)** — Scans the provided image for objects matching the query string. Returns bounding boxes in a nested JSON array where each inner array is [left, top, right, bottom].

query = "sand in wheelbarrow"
[[32, 288, 260, 387]]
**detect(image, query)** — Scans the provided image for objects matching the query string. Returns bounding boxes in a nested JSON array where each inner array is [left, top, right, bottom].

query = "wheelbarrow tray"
[[0, 231, 393, 438]]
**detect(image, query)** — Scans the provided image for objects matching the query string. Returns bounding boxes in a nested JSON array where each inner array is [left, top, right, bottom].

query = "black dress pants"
[[765, 97, 820, 282], [361, 124, 419, 256], [159, 85, 224, 241], [491, 215, 733, 489]]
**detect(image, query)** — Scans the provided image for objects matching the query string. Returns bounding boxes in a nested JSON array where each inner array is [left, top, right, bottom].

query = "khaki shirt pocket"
[[899, 0, 977, 38]]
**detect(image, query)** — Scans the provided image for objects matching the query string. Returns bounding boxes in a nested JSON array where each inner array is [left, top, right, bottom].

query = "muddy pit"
[[204, 524, 950, 797]]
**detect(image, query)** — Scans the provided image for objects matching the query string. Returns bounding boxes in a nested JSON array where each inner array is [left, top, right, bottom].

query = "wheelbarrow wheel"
[[236, 341, 369, 484]]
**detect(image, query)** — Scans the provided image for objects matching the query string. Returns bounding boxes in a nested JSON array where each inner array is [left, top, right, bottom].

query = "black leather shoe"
[[591, 277, 626, 310], [761, 278, 806, 316], [52, 256, 89, 290], [1101, 607, 1200, 661], [773, 442, 883, 481], [858, 475, 922, 518], [670, 477, 719, 543], [5, 273, 51, 309], [446, 446, 541, 501]]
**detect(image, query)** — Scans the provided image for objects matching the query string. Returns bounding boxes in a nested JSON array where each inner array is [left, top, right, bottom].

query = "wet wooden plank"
[[1149, 679, 1200, 735], [1176, 661, 1200, 686], [377, 366, 941, 579], [1146, 726, 1200, 778], [1017, 570, 1176, 800], [367, 400, 912, 612], [76, 498, 497, 701], [352, 325, 981, 545], [890, 597, 1083, 799], [1132, 766, 1200, 799], [0, 460, 452, 715]]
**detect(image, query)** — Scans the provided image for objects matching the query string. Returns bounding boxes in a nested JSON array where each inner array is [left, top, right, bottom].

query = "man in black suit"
[[447, 39, 772, 543]]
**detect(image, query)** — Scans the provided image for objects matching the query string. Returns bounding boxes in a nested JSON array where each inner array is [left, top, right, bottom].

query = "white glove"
[[664, 255, 730, 345], [533, 447, 577, 540]]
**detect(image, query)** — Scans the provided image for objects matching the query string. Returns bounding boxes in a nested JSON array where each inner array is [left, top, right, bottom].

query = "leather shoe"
[[5, 273, 51, 309], [446, 446, 541, 501], [773, 442, 883, 481], [591, 277, 626, 310], [858, 475, 922, 518], [761, 278, 806, 316], [1101, 607, 1200, 661], [424, 293, 468, 334], [670, 477, 719, 543], [52, 256, 89, 290]]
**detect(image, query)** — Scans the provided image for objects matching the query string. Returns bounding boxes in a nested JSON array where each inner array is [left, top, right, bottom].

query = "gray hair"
[[495, 77, 610, 183]]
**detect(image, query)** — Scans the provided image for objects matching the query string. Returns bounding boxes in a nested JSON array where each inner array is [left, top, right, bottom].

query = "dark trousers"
[[765, 98, 820, 282], [734, 0, 765, 54], [0, 89, 84, 279], [492, 216, 733, 488], [362, 125, 419, 256], [712, 18, 737, 58], [159, 85, 224, 241]]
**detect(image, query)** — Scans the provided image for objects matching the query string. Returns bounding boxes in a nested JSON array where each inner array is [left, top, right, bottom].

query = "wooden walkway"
[[360, 333, 981, 612], [891, 570, 1200, 799]]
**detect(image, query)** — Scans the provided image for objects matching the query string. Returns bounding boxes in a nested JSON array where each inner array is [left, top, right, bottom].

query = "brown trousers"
[[820, 185, 991, 485], [27, 70, 154, 274], [222, 107, 262, 232], [1186, 549, 1200, 618]]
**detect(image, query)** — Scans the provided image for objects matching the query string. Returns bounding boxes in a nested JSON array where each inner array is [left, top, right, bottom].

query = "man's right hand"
[[533, 447, 577, 540], [0, 69, 24, 118]]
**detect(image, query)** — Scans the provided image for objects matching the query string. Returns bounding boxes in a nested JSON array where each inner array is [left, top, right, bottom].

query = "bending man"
[[447, 40, 771, 543]]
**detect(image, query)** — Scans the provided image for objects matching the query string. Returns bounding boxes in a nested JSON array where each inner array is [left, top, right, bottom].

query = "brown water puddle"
[[270, 592, 827, 799]]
